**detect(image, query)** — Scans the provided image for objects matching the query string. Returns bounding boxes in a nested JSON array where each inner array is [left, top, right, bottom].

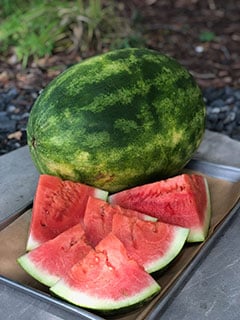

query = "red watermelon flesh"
[[112, 212, 189, 273], [83, 196, 156, 247], [109, 174, 211, 242], [18, 223, 93, 287], [50, 233, 161, 311], [27, 174, 108, 251]]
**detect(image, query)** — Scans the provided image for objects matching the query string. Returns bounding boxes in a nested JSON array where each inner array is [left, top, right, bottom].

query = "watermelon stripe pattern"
[[27, 48, 206, 192]]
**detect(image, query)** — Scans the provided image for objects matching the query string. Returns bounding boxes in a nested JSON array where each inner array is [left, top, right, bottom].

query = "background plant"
[[0, 0, 145, 67]]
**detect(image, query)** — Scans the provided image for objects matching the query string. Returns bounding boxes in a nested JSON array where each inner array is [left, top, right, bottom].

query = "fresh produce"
[[83, 196, 189, 273], [18, 224, 92, 287], [83, 196, 156, 247], [111, 212, 189, 273], [50, 233, 161, 312], [27, 48, 206, 193], [17, 170, 212, 313], [26, 174, 108, 251], [109, 173, 211, 242]]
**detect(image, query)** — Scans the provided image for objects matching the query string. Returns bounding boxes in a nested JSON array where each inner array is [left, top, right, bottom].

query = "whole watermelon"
[[27, 48, 206, 193]]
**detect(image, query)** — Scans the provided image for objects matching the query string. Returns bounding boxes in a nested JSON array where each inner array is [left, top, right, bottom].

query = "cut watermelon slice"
[[27, 174, 108, 250], [109, 174, 211, 242], [83, 197, 188, 273], [18, 223, 93, 287], [112, 212, 189, 273], [50, 233, 161, 312], [83, 196, 156, 247]]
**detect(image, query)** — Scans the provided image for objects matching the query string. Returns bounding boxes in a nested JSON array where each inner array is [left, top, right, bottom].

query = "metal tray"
[[1, 159, 240, 320]]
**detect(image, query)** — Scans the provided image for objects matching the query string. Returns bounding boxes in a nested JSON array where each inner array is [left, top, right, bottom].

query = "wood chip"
[[7, 131, 22, 140]]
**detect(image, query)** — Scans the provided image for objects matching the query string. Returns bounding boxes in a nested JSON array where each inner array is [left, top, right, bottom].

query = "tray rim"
[[0, 275, 105, 320], [186, 158, 240, 182], [1, 159, 240, 320]]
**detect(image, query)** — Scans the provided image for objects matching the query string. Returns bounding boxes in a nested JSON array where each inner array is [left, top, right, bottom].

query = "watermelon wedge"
[[50, 233, 161, 312], [109, 174, 211, 242], [112, 212, 189, 273], [83, 196, 156, 247], [83, 197, 188, 273], [27, 174, 108, 250], [18, 224, 93, 287]]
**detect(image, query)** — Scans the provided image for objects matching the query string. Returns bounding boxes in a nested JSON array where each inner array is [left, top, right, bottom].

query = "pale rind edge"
[[17, 254, 59, 287], [145, 227, 189, 274], [94, 189, 109, 201], [187, 176, 212, 242], [26, 233, 41, 251], [50, 279, 161, 311]]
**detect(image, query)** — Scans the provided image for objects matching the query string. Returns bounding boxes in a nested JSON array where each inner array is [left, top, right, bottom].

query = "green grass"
[[0, 0, 145, 67]]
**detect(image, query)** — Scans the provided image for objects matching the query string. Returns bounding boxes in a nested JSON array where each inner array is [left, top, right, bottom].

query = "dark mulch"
[[139, 0, 240, 89], [1, 1, 240, 91]]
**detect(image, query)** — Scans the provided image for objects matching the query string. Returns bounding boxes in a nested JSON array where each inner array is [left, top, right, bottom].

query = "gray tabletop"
[[1, 130, 240, 320]]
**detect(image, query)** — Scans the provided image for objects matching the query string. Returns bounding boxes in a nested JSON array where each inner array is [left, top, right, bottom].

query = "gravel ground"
[[0, 84, 239, 156], [203, 86, 240, 140]]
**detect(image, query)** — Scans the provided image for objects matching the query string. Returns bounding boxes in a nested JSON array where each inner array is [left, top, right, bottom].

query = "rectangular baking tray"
[[1, 159, 240, 320]]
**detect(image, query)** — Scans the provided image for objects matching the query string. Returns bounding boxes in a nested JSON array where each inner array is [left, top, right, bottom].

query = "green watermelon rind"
[[50, 279, 160, 312], [187, 177, 211, 242], [145, 226, 189, 274], [17, 254, 59, 287]]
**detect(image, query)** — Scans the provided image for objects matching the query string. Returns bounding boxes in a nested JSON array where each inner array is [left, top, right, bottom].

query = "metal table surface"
[[1, 130, 240, 320]]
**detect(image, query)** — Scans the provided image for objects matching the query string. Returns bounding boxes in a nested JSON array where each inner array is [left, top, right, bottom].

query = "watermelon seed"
[[151, 224, 158, 233], [69, 238, 78, 247], [99, 205, 106, 217], [40, 220, 46, 227], [106, 258, 114, 271]]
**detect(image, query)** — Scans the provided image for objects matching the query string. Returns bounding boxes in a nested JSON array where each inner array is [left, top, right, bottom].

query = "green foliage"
[[0, 0, 29, 17], [0, 0, 145, 67], [199, 31, 216, 42]]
